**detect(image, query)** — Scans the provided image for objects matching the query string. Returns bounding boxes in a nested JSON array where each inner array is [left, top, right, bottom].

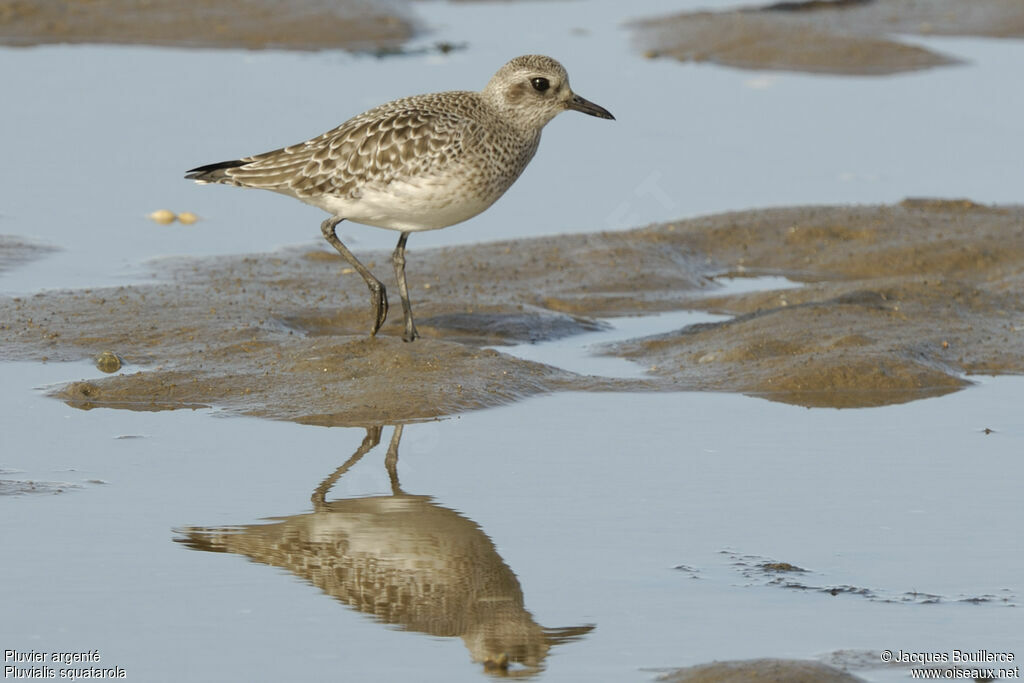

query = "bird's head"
[[482, 55, 615, 130]]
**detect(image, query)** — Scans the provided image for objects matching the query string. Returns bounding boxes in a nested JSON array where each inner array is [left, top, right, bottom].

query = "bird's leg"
[[311, 426, 382, 509], [392, 231, 419, 342], [385, 424, 403, 495], [320, 217, 388, 336]]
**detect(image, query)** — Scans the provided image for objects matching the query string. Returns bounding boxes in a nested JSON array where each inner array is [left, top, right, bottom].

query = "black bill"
[[568, 93, 615, 120]]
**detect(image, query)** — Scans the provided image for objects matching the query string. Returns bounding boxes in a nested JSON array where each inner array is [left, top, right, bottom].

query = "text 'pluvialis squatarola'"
[[186, 55, 614, 341]]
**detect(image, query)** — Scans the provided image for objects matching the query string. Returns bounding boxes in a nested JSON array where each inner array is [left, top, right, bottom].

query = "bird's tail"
[[184, 159, 246, 184]]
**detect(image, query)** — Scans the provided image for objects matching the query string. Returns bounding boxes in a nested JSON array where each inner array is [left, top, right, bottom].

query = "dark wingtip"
[[184, 159, 245, 181]]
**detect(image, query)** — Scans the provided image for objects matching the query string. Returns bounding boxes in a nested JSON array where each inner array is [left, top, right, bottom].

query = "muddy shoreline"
[[2, 199, 1023, 421], [0, 0, 415, 52], [633, 0, 1024, 75]]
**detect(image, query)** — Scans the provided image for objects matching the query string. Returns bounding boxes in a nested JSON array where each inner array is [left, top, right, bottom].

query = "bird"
[[185, 55, 614, 342]]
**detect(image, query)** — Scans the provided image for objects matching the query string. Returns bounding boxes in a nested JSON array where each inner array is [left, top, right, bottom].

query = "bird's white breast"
[[309, 172, 506, 232]]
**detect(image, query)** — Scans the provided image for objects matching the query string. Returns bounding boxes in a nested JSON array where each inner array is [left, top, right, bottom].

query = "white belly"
[[309, 174, 500, 232]]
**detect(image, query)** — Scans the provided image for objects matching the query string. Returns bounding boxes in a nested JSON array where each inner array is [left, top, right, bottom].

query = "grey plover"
[[186, 55, 614, 341]]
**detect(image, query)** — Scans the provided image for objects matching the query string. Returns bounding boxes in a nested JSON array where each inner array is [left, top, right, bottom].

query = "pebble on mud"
[[94, 351, 122, 373]]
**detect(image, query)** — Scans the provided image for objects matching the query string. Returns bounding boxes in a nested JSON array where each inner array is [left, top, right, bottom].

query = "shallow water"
[[3, 0, 1023, 680], [2, 360, 1021, 681], [496, 309, 725, 379], [495, 276, 802, 379]]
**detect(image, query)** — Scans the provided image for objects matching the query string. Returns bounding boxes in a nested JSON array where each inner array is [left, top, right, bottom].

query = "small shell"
[[95, 351, 123, 373], [148, 209, 176, 225], [177, 211, 199, 225]]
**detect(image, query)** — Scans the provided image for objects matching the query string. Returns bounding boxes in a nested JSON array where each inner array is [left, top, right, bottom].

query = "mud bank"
[[633, 0, 1024, 75], [1, 200, 1022, 419], [659, 658, 863, 682], [613, 199, 1024, 407], [0, 0, 414, 52]]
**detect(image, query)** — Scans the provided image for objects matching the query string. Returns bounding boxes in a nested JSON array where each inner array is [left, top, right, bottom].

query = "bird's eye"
[[530, 77, 550, 92]]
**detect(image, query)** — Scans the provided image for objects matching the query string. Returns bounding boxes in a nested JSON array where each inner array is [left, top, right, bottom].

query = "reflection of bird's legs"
[[311, 426, 382, 508], [385, 424, 404, 495]]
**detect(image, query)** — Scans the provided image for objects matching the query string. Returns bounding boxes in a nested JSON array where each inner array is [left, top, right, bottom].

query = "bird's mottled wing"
[[221, 97, 477, 199]]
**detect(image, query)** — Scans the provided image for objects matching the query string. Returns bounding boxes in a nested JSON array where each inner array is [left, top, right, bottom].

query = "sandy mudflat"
[[659, 658, 864, 682], [612, 199, 1024, 407], [0, 0, 414, 51], [632, 0, 1024, 75], [2, 199, 1023, 420]]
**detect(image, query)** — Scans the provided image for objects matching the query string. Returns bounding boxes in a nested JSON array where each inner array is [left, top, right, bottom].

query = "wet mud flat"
[[632, 0, 1024, 75], [616, 199, 1024, 407], [2, 199, 1023, 421], [659, 658, 864, 682], [0, 0, 414, 52]]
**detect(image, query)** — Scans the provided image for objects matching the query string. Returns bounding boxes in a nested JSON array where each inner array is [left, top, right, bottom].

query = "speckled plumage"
[[194, 91, 542, 231], [186, 55, 614, 341]]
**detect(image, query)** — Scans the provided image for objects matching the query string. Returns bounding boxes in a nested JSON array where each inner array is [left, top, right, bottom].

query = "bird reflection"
[[176, 425, 593, 676]]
